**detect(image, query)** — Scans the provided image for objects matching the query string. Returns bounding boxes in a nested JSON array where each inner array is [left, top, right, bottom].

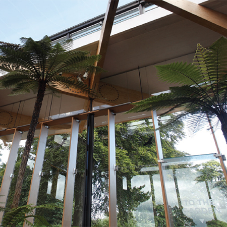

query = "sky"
[[0, 0, 132, 44]]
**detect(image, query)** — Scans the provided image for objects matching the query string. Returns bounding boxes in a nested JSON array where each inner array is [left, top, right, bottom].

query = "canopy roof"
[[0, 0, 226, 140]]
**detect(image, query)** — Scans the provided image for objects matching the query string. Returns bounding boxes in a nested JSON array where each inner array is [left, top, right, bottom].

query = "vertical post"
[[0, 130, 22, 224], [139, 1, 145, 14], [62, 118, 80, 226], [23, 124, 49, 227], [83, 113, 94, 227], [108, 110, 117, 227], [151, 110, 171, 227]]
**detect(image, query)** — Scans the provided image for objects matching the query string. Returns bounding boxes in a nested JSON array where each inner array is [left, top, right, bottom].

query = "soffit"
[[101, 0, 227, 93]]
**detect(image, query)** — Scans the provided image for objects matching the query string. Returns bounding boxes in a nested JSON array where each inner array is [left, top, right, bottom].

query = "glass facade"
[[163, 154, 227, 227], [0, 111, 226, 227], [35, 132, 70, 226]]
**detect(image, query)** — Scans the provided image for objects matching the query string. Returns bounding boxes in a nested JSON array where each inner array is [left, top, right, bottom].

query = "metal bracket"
[[73, 168, 78, 174], [214, 154, 226, 161], [158, 159, 166, 163], [114, 166, 119, 171]]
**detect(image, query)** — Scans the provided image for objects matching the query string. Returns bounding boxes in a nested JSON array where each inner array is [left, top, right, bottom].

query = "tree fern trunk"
[[150, 174, 157, 227], [11, 80, 46, 210], [218, 111, 227, 143], [205, 180, 217, 221], [173, 168, 183, 210]]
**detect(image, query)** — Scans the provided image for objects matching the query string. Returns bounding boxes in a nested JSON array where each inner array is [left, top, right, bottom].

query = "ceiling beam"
[[80, 0, 119, 132], [0, 103, 134, 137], [145, 0, 227, 37], [90, 0, 119, 91]]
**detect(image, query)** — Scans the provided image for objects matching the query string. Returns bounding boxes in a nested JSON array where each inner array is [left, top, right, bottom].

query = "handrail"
[[49, 0, 153, 42]]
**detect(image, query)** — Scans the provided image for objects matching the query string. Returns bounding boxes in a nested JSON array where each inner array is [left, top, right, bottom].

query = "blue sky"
[[1, 0, 131, 44]]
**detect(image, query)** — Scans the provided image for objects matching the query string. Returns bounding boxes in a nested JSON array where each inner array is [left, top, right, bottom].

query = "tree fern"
[[129, 37, 227, 143], [0, 36, 101, 211]]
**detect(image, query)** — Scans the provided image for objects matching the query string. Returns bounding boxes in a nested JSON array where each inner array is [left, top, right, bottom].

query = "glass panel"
[[71, 115, 109, 227], [160, 114, 218, 159], [0, 140, 10, 188], [3, 130, 39, 225], [92, 115, 109, 226], [35, 128, 70, 226], [163, 154, 227, 227], [115, 118, 166, 227], [71, 127, 86, 227]]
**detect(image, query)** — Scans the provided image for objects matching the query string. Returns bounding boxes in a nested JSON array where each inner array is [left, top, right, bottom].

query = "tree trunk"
[[11, 80, 46, 210], [172, 168, 183, 210], [150, 174, 157, 227], [218, 111, 227, 143], [72, 172, 85, 227], [50, 168, 59, 198], [205, 180, 217, 221]]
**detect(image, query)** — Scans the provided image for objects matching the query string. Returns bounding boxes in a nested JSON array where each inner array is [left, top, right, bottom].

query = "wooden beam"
[[90, 0, 119, 91], [0, 103, 134, 137], [55, 79, 149, 106], [146, 0, 227, 36]]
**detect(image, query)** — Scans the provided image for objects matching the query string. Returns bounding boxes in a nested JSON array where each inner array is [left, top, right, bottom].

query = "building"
[[0, 0, 227, 226]]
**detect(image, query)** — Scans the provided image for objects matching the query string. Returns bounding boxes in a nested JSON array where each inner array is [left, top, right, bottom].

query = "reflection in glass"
[[35, 134, 70, 226], [115, 119, 166, 227], [163, 154, 227, 227]]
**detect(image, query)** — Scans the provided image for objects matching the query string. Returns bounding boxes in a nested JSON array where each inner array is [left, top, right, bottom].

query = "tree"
[[128, 37, 227, 143], [195, 161, 222, 221], [0, 36, 100, 209]]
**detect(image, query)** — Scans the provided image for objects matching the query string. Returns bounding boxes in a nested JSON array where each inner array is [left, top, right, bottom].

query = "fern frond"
[[156, 62, 203, 85], [0, 72, 35, 88], [10, 81, 39, 95], [49, 75, 90, 94]]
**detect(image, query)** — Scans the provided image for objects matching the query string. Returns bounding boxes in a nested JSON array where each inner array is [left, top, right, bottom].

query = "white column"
[[108, 110, 117, 227], [62, 118, 80, 227], [23, 124, 49, 227], [151, 110, 172, 227], [0, 130, 22, 224]]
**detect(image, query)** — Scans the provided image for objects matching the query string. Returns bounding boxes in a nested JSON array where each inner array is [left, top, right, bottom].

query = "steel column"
[[151, 110, 172, 227], [0, 130, 22, 224], [108, 110, 117, 227], [82, 113, 94, 227], [62, 118, 80, 226], [23, 124, 49, 227]]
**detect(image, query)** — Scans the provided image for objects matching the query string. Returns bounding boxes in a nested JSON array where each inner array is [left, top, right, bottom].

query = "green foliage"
[[91, 218, 109, 227], [128, 37, 227, 142], [171, 206, 195, 227], [206, 219, 227, 227], [3, 147, 33, 208], [195, 160, 223, 183], [2, 203, 60, 226], [0, 117, 187, 226], [0, 36, 100, 95]]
